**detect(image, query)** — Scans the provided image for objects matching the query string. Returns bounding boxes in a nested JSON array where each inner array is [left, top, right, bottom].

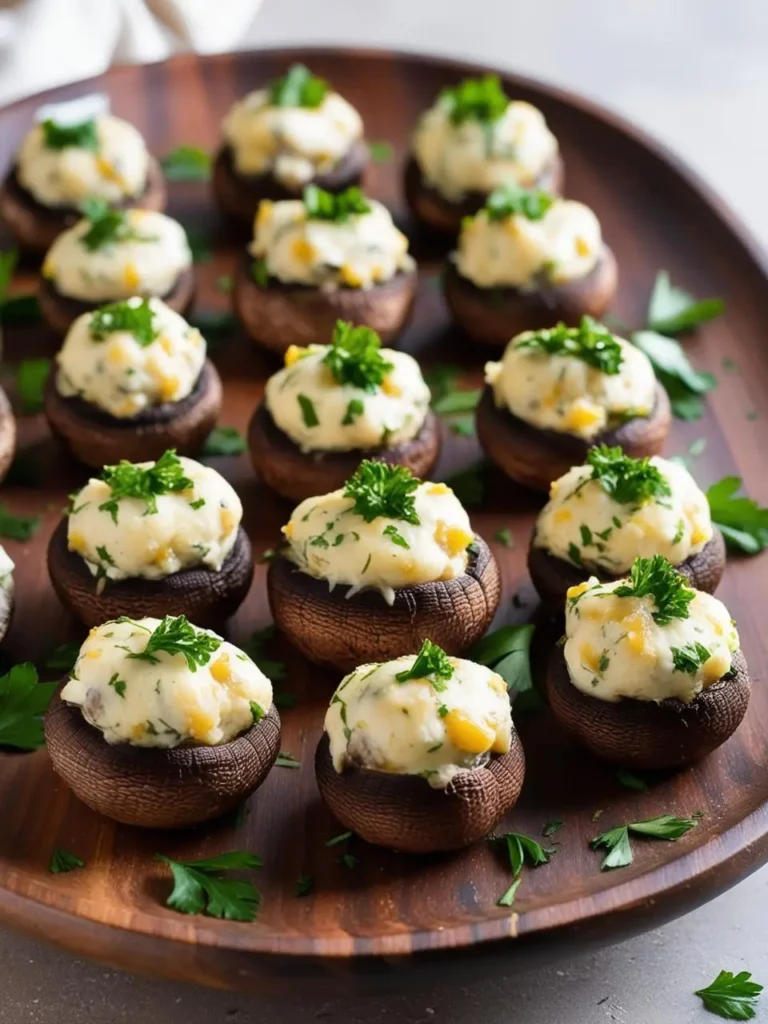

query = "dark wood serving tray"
[[0, 47, 767, 993]]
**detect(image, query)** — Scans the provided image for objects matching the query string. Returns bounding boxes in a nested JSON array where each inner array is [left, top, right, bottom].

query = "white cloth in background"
[[0, 0, 264, 107]]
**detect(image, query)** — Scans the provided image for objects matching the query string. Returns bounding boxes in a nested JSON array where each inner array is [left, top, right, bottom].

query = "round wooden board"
[[1, 47, 768, 993]]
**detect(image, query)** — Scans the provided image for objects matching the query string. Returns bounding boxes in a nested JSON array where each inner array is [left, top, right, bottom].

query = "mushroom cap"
[[443, 249, 618, 347], [267, 534, 501, 672], [528, 529, 727, 610], [47, 519, 254, 628], [315, 729, 525, 853], [233, 255, 417, 354], [0, 155, 167, 254], [38, 264, 195, 337], [403, 152, 565, 235], [476, 382, 672, 493], [211, 141, 368, 225], [44, 687, 281, 828], [0, 385, 16, 486], [247, 402, 441, 502], [43, 357, 222, 469], [546, 646, 750, 769]]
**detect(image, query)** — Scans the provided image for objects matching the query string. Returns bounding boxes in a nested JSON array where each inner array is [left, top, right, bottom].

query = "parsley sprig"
[[591, 813, 699, 870], [485, 184, 554, 222], [42, 117, 98, 151], [79, 197, 154, 252], [707, 477, 768, 554], [323, 320, 394, 392], [98, 449, 193, 523], [157, 851, 262, 921], [269, 64, 329, 108], [517, 317, 623, 375], [440, 74, 509, 125], [647, 270, 724, 335], [126, 615, 221, 671], [90, 298, 158, 346], [469, 624, 540, 710], [395, 639, 454, 688], [161, 144, 211, 182], [585, 445, 671, 506], [50, 848, 85, 874], [614, 555, 695, 625], [343, 461, 420, 524], [16, 358, 51, 413], [303, 185, 371, 223], [0, 664, 56, 751], [695, 969, 763, 1020], [489, 831, 554, 907], [671, 641, 711, 675], [0, 505, 40, 541]]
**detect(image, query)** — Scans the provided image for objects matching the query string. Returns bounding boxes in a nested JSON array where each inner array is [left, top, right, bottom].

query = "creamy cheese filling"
[[55, 297, 206, 418], [265, 343, 430, 452], [223, 88, 362, 187], [564, 576, 738, 703], [535, 456, 713, 573], [486, 330, 657, 440], [67, 456, 242, 582], [250, 198, 413, 289], [60, 617, 273, 747], [454, 199, 602, 289], [412, 99, 558, 203], [325, 652, 512, 788], [16, 114, 149, 207], [283, 481, 474, 604], [42, 210, 192, 302], [0, 546, 14, 627]]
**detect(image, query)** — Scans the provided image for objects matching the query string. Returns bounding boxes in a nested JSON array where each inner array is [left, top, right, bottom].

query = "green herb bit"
[[707, 476, 768, 554], [303, 184, 371, 223], [567, 542, 582, 566], [671, 641, 711, 675], [295, 874, 314, 897], [161, 144, 211, 182], [632, 329, 715, 420], [99, 449, 193, 522], [591, 813, 700, 870], [49, 848, 86, 874], [490, 832, 554, 875], [440, 73, 509, 125], [382, 524, 409, 548], [269, 63, 328, 108], [202, 426, 247, 457], [126, 615, 221, 671], [469, 624, 539, 710], [156, 851, 262, 921], [517, 317, 623, 375], [275, 751, 301, 769], [485, 183, 554, 222], [586, 445, 672, 506], [108, 673, 126, 698], [189, 498, 205, 510], [16, 358, 51, 414], [343, 460, 420, 524], [493, 527, 514, 547], [369, 140, 394, 163], [242, 625, 286, 681], [42, 117, 98, 151], [0, 504, 40, 541], [542, 820, 564, 837], [615, 769, 648, 792], [251, 257, 269, 288], [0, 292, 40, 327], [614, 555, 695, 625], [79, 197, 150, 252], [497, 877, 521, 907], [297, 393, 319, 428], [0, 249, 17, 306], [90, 298, 158, 346], [249, 700, 265, 723], [431, 388, 481, 415], [695, 969, 763, 1020], [444, 463, 485, 508], [395, 639, 454, 688], [325, 831, 353, 847], [0, 663, 56, 751], [323, 320, 393, 392], [342, 398, 364, 426], [43, 640, 81, 672], [647, 270, 724, 335]]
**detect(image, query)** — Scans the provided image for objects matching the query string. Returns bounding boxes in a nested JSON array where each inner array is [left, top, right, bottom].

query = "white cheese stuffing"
[[0, 546, 14, 628], [265, 343, 430, 452], [535, 456, 713, 573], [485, 330, 657, 440], [17, 114, 149, 207], [223, 88, 363, 187], [55, 298, 206, 418], [412, 99, 558, 203], [60, 617, 273, 747], [250, 198, 413, 290], [454, 199, 602, 289], [564, 576, 738, 703], [67, 456, 242, 582], [283, 481, 475, 604], [325, 653, 512, 788], [42, 209, 192, 303]]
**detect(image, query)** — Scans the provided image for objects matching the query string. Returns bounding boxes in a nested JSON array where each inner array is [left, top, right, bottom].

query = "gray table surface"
[[3, 1, 768, 1021]]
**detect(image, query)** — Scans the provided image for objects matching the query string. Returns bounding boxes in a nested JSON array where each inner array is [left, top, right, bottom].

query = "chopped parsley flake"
[[303, 184, 371, 223], [671, 642, 711, 675], [99, 449, 193, 523], [343, 460, 420, 524], [269, 64, 328, 108], [614, 555, 695, 625], [42, 118, 98, 151], [382, 524, 409, 548], [586, 445, 672, 506], [395, 639, 453, 690], [297, 393, 319, 427], [440, 73, 509, 125], [516, 317, 623, 375], [90, 298, 158, 346], [323, 320, 393, 392], [485, 183, 553, 222]]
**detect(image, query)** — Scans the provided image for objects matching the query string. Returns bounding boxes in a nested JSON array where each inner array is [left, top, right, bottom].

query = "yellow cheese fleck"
[[553, 508, 572, 524], [340, 263, 363, 288], [691, 524, 709, 545], [444, 710, 495, 754], [580, 642, 600, 673], [210, 653, 231, 683], [291, 238, 315, 263], [433, 521, 473, 557], [428, 483, 451, 496], [623, 612, 655, 659], [122, 262, 141, 291], [566, 581, 590, 601], [282, 521, 294, 539], [159, 335, 174, 354], [107, 342, 128, 366], [220, 507, 237, 534], [488, 674, 507, 695], [564, 403, 602, 432], [186, 707, 216, 742], [85, 649, 101, 660], [69, 531, 87, 553], [96, 157, 122, 183], [41, 256, 56, 279], [381, 377, 402, 397], [256, 199, 273, 227], [130, 723, 146, 741], [575, 236, 590, 257], [284, 344, 306, 367], [158, 375, 179, 401], [152, 546, 170, 567]]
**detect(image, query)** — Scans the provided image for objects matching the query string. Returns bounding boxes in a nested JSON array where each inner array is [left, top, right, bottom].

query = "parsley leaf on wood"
[[431, 388, 481, 415], [43, 641, 81, 673], [343, 460, 420, 524], [0, 664, 56, 751], [325, 831, 353, 847], [485, 183, 554, 222], [695, 969, 763, 1020], [591, 814, 699, 870], [202, 426, 247, 456], [303, 184, 371, 223], [647, 270, 724, 335], [275, 752, 301, 769], [296, 874, 314, 897], [0, 293, 40, 326], [157, 851, 262, 921], [614, 555, 695, 625], [99, 449, 193, 522], [444, 463, 485, 507], [16, 358, 51, 413], [161, 144, 211, 182], [50, 848, 85, 873], [323, 320, 393, 392], [269, 64, 328, 108], [586, 445, 671, 505], [494, 527, 514, 547], [0, 505, 40, 541], [127, 615, 221, 671], [470, 624, 539, 710], [0, 250, 17, 304], [490, 831, 553, 903], [615, 769, 648, 792], [241, 626, 287, 682], [369, 140, 394, 163], [632, 330, 716, 415], [517, 317, 623, 375], [90, 298, 158, 346], [441, 74, 509, 125], [395, 639, 454, 687], [496, 877, 521, 907], [706, 476, 768, 554], [42, 117, 98, 151]]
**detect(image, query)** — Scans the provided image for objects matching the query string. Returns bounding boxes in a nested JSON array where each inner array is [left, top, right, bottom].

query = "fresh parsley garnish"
[[269, 64, 328, 108], [542, 820, 564, 837], [323, 320, 394, 392], [591, 814, 699, 870], [382, 524, 409, 548], [79, 197, 153, 252], [489, 831, 553, 906], [202, 426, 247, 456], [395, 639, 454, 688], [295, 874, 314, 897], [99, 449, 193, 522], [0, 505, 40, 541], [632, 330, 715, 420], [517, 317, 623, 375], [42, 117, 98, 151], [470, 625, 539, 711], [43, 641, 81, 673], [303, 184, 371, 223], [325, 831, 353, 847], [343, 460, 420, 524], [695, 969, 763, 1020], [585, 445, 671, 506], [156, 851, 262, 921], [249, 700, 265, 723], [0, 663, 56, 751], [251, 257, 269, 288], [440, 73, 509, 125], [49, 848, 86, 873], [496, 877, 522, 907], [493, 527, 514, 547], [108, 673, 126, 698], [161, 144, 211, 182], [275, 752, 301, 769], [126, 615, 221, 671], [671, 641, 711, 675], [90, 298, 158, 346], [647, 270, 724, 335], [485, 183, 554, 222], [431, 388, 481, 415], [16, 358, 51, 413], [342, 398, 364, 426], [297, 393, 319, 428], [614, 555, 695, 625], [706, 476, 768, 554]]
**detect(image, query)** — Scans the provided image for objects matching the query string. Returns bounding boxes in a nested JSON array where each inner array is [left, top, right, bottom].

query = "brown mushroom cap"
[[211, 142, 369, 225], [403, 152, 565, 235], [37, 266, 195, 337], [476, 383, 672, 493], [443, 249, 618, 347], [47, 518, 254, 628], [43, 358, 222, 469], [247, 402, 441, 502], [45, 688, 281, 828], [0, 156, 167, 254], [528, 529, 727, 611], [0, 385, 17, 486], [267, 534, 501, 672], [315, 730, 525, 853], [546, 646, 750, 769], [233, 254, 417, 354]]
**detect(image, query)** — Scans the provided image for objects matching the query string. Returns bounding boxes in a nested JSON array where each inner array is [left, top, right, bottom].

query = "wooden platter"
[[1, 47, 768, 993]]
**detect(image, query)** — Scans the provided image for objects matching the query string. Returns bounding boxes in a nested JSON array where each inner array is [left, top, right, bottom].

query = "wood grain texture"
[[0, 48, 767, 992]]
